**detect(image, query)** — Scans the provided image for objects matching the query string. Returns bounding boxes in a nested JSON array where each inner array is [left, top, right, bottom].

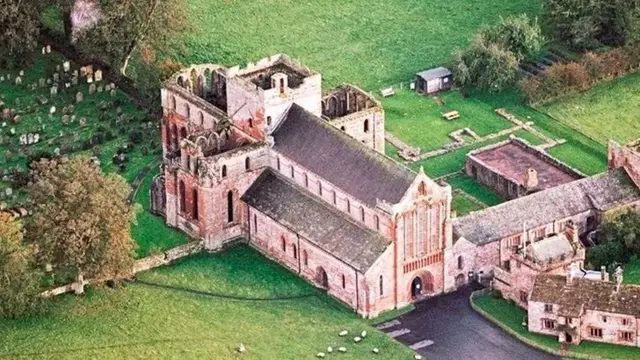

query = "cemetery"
[[0, 49, 160, 212]]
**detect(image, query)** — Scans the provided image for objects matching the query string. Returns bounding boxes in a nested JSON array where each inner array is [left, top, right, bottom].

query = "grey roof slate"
[[272, 103, 416, 207], [416, 67, 452, 81], [452, 169, 640, 245], [242, 169, 391, 272]]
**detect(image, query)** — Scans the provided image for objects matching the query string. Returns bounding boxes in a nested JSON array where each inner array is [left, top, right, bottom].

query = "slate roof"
[[241, 169, 391, 272], [416, 67, 452, 81], [272, 103, 416, 207], [452, 169, 640, 245], [530, 275, 640, 317], [529, 234, 574, 263]]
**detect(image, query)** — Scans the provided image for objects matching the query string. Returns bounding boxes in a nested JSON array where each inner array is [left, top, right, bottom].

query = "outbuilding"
[[415, 67, 452, 94]]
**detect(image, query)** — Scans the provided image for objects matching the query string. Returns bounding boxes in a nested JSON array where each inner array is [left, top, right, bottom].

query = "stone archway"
[[455, 273, 466, 287], [316, 267, 329, 289], [409, 271, 435, 299], [411, 277, 422, 298]]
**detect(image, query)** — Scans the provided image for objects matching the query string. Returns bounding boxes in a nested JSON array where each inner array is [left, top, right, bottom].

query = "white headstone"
[[63, 61, 71, 72], [94, 70, 103, 82], [46, 45, 51, 53]]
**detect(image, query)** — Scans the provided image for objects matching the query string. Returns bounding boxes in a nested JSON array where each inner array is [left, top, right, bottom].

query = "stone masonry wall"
[[330, 107, 385, 153]]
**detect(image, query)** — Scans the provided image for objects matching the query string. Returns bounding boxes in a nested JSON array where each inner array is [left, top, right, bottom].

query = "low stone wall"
[[469, 290, 616, 360]]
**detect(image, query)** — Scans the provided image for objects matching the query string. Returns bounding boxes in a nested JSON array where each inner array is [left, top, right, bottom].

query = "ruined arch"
[[196, 75, 205, 97], [192, 187, 199, 220], [455, 273, 466, 287], [178, 180, 186, 214], [171, 124, 178, 150], [177, 76, 184, 87], [227, 190, 234, 223], [409, 271, 434, 298], [316, 267, 329, 289]]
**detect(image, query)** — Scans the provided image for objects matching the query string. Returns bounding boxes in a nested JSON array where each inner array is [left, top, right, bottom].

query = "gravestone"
[[63, 61, 71, 72], [49, 106, 56, 115], [14, 77, 22, 85], [50, 86, 58, 97], [80, 119, 87, 128], [0, 76, 4, 82], [87, 75, 94, 84], [42, 47, 46, 54], [76, 92, 83, 104], [46, 45, 51, 53], [65, 82, 71, 89], [110, 89, 117, 98], [94, 70, 103, 82], [72, 70, 78, 78], [71, 76, 78, 86], [19, 134, 27, 145], [39, 78, 46, 88], [62, 115, 69, 125], [36, 95, 48, 105], [97, 85, 103, 93], [89, 84, 96, 94], [53, 73, 59, 82]]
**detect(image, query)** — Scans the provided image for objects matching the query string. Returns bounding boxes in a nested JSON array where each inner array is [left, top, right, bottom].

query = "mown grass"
[[541, 72, 640, 146], [452, 192, 485, 216], [623, 258, 640, 285], [0, 245, 416, 360], [474, 293, 640, 359], [177, 0, 541, 90], [447, 174, 504, 206], [383, 89, 512, 151]]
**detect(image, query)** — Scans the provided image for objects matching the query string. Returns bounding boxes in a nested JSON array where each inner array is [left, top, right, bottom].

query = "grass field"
[[177, 0, 541, 90], [474, 293, 640, 359], [452, 192, 485, 216], [383, 89, 513, 151], [447, 174, 503, 206], [541, 73, 640, 146], [624, 258, 640, 285], [0, 245, 415, 360]]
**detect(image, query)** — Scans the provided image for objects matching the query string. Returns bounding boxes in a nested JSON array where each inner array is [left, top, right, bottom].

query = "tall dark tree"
[[0, 0, 43, 68]]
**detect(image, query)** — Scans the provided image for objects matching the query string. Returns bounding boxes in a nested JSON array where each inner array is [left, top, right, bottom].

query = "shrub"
[[129, 130, 144, 144], [586, 241, 627, 270]]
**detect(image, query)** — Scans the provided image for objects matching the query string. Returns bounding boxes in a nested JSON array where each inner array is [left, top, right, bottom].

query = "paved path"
[[378, 285, 559, 360]]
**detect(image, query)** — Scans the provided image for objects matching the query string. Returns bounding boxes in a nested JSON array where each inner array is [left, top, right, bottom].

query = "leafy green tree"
[[77, 0, 188, 75], [0, 0, 43, 68], [586, 240, 626, 271], [600, 210, 640, 254], [482, 14, 544, 61], [543, 0, 640, 50], [25, 157, 137, 294], [0, 213, 42, 318], [454, 34, 520, 93]]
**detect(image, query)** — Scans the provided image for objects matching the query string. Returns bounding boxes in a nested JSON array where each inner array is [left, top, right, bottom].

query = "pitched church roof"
[[452, 169, 640, 245], [531, 275, 640, 317], [242, 169, 391, 272], [272, 103, 416, 207]]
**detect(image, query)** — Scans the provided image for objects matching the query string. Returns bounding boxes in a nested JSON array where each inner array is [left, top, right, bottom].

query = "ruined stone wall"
[[330, 107, 385, 153], [226, 76, 266, 140], [465, 155, 522, 200], [270, 152, 393, 237], [609, 140, 640, 188], [446, 237, 477, 292]]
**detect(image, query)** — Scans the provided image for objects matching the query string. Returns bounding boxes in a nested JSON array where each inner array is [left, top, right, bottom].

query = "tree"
[[454, 34, 520, 93], [543, 0, 640, 50], [25, 157, 137, 294], [76, 0, 188, 75], [482, 14, 545, 61], [600, 210, 640, 254], [0, 213, 41, 318], [0, 0, 43, 68]]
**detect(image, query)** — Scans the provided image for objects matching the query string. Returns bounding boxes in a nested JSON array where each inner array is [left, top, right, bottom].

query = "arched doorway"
[[455, 273, 466, 287], [316, 267, 329, 289], [411, 277, 422, 298]]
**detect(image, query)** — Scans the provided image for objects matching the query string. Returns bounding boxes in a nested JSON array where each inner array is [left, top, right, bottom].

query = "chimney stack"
[[524, 168, 539, 190]]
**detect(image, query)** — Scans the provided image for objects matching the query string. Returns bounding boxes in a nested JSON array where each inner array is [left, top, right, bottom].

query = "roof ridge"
[[287, 103, 416, 176]]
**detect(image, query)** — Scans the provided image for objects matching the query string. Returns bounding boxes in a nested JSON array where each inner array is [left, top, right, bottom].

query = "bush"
[[129, 130, 144, 144], [586, 241, 627, 270]]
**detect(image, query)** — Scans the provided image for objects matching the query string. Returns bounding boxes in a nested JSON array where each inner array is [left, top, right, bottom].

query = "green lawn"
[[452, 192, 485, 216], [177, 0, 540, 90], [474, 293, 640, 359], [447, 174, 504, 206], [541, 73, 640, 146], [383, 89, 513, 151], [0, 245, 416, 359]]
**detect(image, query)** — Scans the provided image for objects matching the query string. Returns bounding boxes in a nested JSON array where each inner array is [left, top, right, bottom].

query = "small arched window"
[[184, 104, 190, 119], [346, 199, 351, 213], [179, 127, 187, 140], [227, 191, 234, 223], [374, 215, 380, 230], [293, 244, 298, 259], [342, 274, 346, 289], [178, 180, 186, 214], [340, 126, 346, 131], [245, 157, 250, 171], [198, 111, 204, 125], [267, 116, 272, 126], [171, 96, 177, 110], [248, 118, 253, 128], [303, 250, 308, 266], [332, 190, 337, 205], [304, 173, 309, 188], [360, 207, 365, 222], [457, 256, 464, 270], [276, 157, 280, 170], [192, 188, 199, 220], [379, 275, 384, 296], [364, 119, 370, 133], [290, 165, 295, 179], [253, 214, 258, 232], [318, 182, 323, 196], [221, 165, 227, 178], [281, 236, 287, 252]]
